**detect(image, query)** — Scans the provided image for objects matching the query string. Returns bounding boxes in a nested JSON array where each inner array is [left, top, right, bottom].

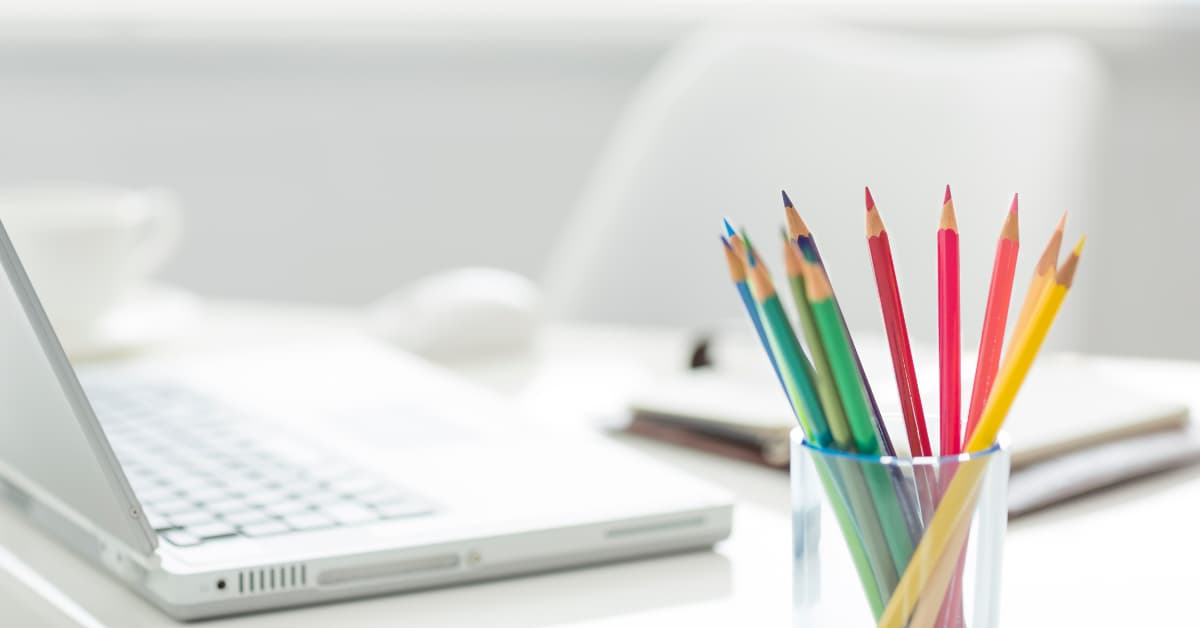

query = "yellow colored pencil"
[[878, 236, 1084, 628], [1006, 212, 1065, 360]]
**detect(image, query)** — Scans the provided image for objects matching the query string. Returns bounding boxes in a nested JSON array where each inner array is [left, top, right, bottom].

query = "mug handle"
[[124, 188, 184, 276]]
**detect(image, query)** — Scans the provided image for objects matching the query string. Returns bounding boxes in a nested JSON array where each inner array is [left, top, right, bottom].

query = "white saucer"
[[63, 283, 200, 361]]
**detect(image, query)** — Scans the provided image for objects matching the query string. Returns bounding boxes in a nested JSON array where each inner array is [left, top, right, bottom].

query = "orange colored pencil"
[[1004, 211, 1067, 369], [964, 195, 1020, 439]]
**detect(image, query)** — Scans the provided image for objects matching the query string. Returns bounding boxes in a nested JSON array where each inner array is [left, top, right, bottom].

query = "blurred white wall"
[[0, 5, 1196, 358]]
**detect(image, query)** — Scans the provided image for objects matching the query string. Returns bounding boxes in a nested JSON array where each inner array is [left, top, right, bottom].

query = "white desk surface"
[[2, 300, 1198, 627]]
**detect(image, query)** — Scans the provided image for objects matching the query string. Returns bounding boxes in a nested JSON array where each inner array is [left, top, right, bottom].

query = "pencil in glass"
[[801, 259, 916, 573], [938, 187, 962, 456], [864, 190, 933, 459], [785, 190, 897, 457], [964, 195, 1020, 440], [721, 236, 785, 391], [741, 243, 899, 607], [880, 237, 1085, 628], [1003, 211, 1066, 372]]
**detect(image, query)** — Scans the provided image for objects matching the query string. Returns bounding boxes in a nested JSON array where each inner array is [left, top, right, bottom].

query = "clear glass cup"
[[791, 427, 1010, 627]]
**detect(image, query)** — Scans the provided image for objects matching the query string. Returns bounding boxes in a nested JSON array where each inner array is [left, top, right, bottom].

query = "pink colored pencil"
[[965, 195, 1020, 439], [938, 186, 961, 455]]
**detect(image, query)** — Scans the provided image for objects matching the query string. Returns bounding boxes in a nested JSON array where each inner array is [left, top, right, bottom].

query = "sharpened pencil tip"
[[865, 186, 875, 211], [1009, 193, 1018, 214], [722, 218, 736, 237], [720, 235, 732, 250], [1056, 211, 1068, 232], [944, 185, 952, 205], [781, 189, 794, 209], [743, 232, 758, 267], [1072, 234, 1086, 256]]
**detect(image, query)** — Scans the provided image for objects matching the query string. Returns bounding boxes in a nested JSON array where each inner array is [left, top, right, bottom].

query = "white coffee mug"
[[0, 184, 183, 347]]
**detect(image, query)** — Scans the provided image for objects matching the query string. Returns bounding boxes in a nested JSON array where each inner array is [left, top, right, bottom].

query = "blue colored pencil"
[[721, 235, 784, 390]]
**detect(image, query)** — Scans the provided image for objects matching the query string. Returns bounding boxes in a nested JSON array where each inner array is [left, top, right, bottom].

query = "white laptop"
[[0, 220, 732, 620]]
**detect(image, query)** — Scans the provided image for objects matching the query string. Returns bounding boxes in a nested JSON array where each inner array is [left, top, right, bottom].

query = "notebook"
[[627, 337, 1194, 515]]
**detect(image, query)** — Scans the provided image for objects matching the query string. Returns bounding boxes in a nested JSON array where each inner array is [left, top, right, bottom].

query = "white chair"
[[544, 23, 1105, 352]]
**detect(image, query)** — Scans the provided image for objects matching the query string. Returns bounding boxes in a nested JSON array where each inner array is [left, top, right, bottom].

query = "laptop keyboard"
[[87, 382, 435, 547]]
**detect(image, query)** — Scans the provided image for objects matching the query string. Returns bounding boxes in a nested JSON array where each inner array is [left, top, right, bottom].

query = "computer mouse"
[[366, 267, 542, 361]]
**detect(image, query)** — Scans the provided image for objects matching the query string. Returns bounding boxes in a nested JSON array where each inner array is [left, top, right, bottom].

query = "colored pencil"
[[864, 188, 933, 458], [737, 239, 896, 612], [1004, 212, 1066, 369], [802, 259, 915, 572], [781, 232, 854, 451], [787, 191, 925, 547], [720, 235, 785, 391], [879, 236, 1085, 628], [784, 190, 897, 457], [938, 187, 962, 455], [743, 240, 827, 444], [964, 197, 1020, 462], [931, 195, 1020, 627]]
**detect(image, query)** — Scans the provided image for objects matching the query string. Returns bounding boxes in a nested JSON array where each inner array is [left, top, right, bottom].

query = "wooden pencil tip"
[[944, 184, 952, 205], [865, 186, 876, 211], [742, 232, 758, 267], [940, 191, 958, 231], [785, 204, 810, 241], [1000, 197, 1020, 241], [1056, 211, 1068, 233], [802, 258, 834, 301], [781, 231, 803, 275], [721, 237, 746, 282], [722, 218, 736, 237], [1056, 235, 1085, 287], [781, 189, 794, 208]]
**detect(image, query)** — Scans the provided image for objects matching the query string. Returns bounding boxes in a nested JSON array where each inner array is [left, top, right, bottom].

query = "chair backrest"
[[544, 24, 1105, 352]]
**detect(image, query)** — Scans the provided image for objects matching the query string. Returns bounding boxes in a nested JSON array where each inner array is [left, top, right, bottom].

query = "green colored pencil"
[[781, 233, 854, 451], [802, 259, 916, 575], [742, 243, 897, 610]]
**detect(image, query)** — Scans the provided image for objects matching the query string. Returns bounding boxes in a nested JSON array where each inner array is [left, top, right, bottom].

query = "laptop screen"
[[0, 220, 155, 555]]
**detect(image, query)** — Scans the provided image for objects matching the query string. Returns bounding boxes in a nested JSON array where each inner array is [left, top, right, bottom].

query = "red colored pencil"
[[938, 186, 961, 455], [865, 188, 933, 458], [964, 195, 1020, 439]]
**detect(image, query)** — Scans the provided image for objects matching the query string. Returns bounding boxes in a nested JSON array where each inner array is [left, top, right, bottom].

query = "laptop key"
[[163, 530, 201, 547], [205, 498, 251, 515], [376, 501, 434, 520], [283, 512, 336, 531], [170, 511, 216, 528], [265, 500, 312, 517], [327, 477, 380, 495], [186, 521, 237, 540], [323, 503, 379, 525], [243, 489, 290, 506], [145, 511, 175, 531], [154, 498, 197, 515], [183, 486, 229, 504], [222, 509, 272, 526], [305, 491, 346, 506], [240, 521, 290, 537], [359, 489, 413, 506]]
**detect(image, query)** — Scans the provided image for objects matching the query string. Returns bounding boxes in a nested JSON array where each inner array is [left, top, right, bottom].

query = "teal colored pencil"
[[802, 259, 915, 579]]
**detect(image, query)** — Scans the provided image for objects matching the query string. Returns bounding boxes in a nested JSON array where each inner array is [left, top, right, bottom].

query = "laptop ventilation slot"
[[235, 563, 307, 595]]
